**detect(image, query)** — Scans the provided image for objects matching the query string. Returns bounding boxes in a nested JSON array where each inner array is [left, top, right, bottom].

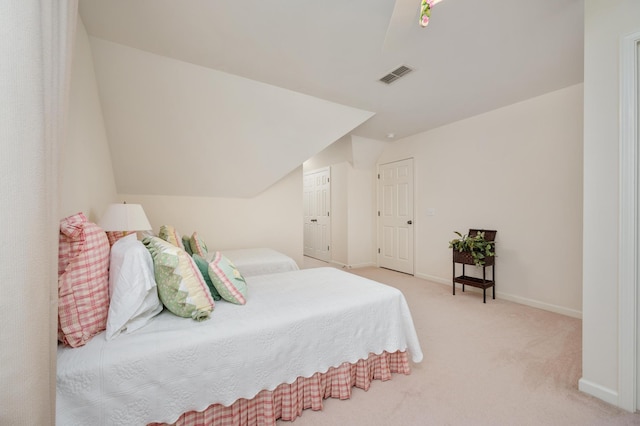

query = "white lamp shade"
[[98, 203, 152, 232]]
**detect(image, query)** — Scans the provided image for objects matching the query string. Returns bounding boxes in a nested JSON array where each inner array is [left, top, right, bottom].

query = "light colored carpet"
[[285, 263, 639, 425]]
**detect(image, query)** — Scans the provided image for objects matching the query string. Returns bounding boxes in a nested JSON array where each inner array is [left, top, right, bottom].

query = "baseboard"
[[331, 261, 376, 269], [498, 292, 582, 319], [415, 273, 582, 319], [578, 378, 619, 407], [349, 262, 376, 269], [416, 273, 450, 285]]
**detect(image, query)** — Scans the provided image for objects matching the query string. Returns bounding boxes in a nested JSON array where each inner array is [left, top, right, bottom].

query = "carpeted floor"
[[284, 260, 640, 425]]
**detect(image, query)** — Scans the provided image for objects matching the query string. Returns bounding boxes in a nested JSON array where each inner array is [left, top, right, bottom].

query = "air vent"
[[379, 65, 414, 85]]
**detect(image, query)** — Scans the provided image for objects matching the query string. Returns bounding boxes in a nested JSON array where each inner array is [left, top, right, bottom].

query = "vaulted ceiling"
[[77, 0, 583, 197], [79, 0, 583, 141]]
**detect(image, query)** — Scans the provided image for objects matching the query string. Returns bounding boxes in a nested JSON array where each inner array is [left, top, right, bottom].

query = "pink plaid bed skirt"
[[149, 350, 410, 426]]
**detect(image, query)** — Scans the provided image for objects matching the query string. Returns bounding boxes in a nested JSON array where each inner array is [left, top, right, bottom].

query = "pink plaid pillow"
[[58, 212, 87, 277], [106, 230, 129, 246], [58, 213, 111, 347]]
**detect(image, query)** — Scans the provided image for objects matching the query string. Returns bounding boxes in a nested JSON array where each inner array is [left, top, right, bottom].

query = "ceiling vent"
[[379, 65, 413, 85]]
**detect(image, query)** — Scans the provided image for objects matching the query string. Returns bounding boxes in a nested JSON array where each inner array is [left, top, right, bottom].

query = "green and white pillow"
[[189, 232, 208, 257], [159, 225, 184, 249], [207, 251, 247, 305], [192, 254, 222, 301], [143, 236, 214, 320], [182, 235, 193, 255]]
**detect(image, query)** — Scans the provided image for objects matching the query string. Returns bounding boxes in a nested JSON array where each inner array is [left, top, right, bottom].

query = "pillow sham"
[[189, 232, 209, 257], [182, 235, 193, 256], [192, 254, 221, 301], [143, 236, 214, 320], [58, 212, 86, 277], [106, 231, 129, 247], [206, 251, 247, 305], [159, 225, 184, 249], [189, 232, 208, 257], [106, 234, 163, 339], [58, 212, 111, 347]]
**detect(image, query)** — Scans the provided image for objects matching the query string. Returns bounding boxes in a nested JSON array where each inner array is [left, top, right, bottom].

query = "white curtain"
[[0, 1, 77, 424]]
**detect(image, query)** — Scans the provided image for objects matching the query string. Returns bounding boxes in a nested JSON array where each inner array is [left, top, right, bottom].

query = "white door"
[[636, 39, 640, 412], [378, 159, 414, 274], [303, 168, 331, 261]]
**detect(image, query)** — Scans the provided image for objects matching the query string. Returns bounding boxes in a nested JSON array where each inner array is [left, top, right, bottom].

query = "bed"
[[220, 247, 299, 277], [57, 267, 423, 426]]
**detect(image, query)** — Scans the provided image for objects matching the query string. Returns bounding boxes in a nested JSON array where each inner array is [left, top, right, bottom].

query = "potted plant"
[[449, 231, 495, 267]]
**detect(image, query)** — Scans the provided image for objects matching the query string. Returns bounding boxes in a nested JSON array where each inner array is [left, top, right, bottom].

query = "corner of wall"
[[61, 15, 117, 221]]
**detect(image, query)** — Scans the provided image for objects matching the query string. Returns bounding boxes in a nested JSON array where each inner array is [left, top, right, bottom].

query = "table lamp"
[[98, 202, 152, 243]]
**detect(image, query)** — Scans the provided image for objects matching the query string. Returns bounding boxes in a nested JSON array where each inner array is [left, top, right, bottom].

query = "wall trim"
[[332, 261, 376, 269], [618, 29, 640, 413], [349, 262, 376, 269], [578, 378, 619, 407], [416, 273, 582, 319]]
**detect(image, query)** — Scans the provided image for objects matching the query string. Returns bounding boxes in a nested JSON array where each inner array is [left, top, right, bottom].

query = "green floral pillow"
[[143, 236, 214, 320], [207, 251, 247, 305]]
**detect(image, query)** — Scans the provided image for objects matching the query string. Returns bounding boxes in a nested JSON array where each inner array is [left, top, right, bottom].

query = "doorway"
[[619, 30, 640, 412], [303, 167, 331, 262], [377, 158, 414, 274]]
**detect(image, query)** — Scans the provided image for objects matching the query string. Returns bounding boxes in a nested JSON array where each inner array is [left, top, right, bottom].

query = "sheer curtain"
[[0, 1, 77, 424]]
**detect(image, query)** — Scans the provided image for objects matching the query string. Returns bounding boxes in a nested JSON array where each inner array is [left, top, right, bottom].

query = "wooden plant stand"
[[452, 229, 496, 303]]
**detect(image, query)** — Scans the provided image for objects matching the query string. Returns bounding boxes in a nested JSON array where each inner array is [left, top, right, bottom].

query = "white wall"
[[580, 0, 640, 407], [65, 17, 306, 260], [347, 166, 375, 267], [303, 136, 353, 171], [304, 138, 378, 268], [119, 168, 304, 267], [378, 84, 584, 317], [330, 163, 349, 265], [61, 18, 117, 221], [63, 18, 307, 267]]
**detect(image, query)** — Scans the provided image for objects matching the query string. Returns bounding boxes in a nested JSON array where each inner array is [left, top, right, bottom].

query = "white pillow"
[[106, 233, 163, 340]]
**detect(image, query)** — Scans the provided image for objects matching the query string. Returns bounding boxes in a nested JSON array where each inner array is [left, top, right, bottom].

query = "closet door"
[[303, 168, 331, 261], [378, 158, 414, 274]]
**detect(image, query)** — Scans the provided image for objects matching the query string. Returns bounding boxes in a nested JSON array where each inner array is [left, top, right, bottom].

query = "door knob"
[[311, 219, 317, 222], [407, 220, 413, 225]]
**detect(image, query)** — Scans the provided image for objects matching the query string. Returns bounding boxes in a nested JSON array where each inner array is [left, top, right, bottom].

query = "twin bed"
[[57, 248, 423, 426], [222, 248, 300, 277]]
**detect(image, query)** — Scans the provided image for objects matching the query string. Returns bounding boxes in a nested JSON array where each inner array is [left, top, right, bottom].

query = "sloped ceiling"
[[79, 0, 583, 140], [78, 0, 583, 197], [89, 38, 374, 198]]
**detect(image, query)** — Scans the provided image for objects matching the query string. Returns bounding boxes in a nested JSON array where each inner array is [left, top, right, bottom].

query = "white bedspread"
[[221, 247, 299, 277], [57, 267, 423, 426]]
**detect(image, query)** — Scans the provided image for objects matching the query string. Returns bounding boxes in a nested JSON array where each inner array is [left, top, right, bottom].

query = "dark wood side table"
[[452, 229, 496, 303]]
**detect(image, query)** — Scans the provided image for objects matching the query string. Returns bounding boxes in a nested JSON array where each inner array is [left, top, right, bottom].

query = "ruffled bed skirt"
[[150, 350, 410, 426]]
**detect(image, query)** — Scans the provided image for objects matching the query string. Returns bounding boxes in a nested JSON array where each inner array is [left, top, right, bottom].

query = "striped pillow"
[[158, 225, 184, 249], [192, 254, 222, 301], [189, 232, 208, 257], [207, 252, 247, 305]]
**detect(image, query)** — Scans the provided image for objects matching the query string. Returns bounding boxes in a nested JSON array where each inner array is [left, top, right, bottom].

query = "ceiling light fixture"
[[420, 0, 443, 28]]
